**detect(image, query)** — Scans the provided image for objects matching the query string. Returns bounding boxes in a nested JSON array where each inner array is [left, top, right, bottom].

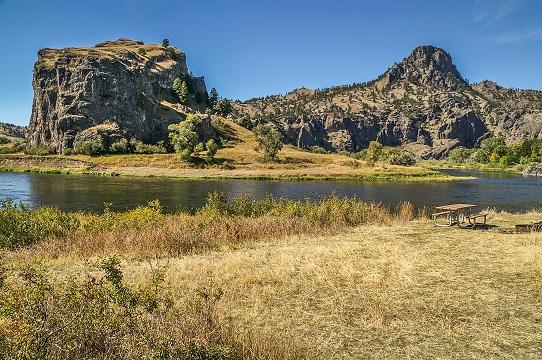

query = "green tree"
[[252, 124, 283, 162], [172, 78, 188, 104], [214, 98, 233, 116], [447, 147, 475, 164], [162, 38, 170, 47], [205, 139, 218, 163], [208, 87, 219, 109], [365, 141, 383, 166], [168, 115, 201, 162]]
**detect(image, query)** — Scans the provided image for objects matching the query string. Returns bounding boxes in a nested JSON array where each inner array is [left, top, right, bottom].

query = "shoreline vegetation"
[[0, 153, 473, 182], [2, 194, 542, 358]]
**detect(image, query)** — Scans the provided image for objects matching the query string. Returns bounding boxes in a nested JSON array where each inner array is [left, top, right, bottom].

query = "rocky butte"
[[235, 45, 542, 158], [27, 39, 208, 153]]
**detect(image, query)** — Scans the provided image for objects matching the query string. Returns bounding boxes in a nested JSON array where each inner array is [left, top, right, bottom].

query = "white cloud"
[[473, 0, 524, 26], [491, 26, 542, 43]]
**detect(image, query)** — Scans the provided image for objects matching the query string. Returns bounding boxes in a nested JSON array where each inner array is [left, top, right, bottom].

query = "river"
[[0, 170, 540, 212]]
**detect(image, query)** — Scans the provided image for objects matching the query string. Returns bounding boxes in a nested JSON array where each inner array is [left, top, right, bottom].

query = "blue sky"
[[0, 0, 541, 126]]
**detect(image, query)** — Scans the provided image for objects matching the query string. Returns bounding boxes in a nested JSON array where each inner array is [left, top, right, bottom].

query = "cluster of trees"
[[171, 79, 233, 116], [447, 138, 542, 166], [168, 114, 217, 163], [352, 141, 416, 167], [209, 87, 234, 116]]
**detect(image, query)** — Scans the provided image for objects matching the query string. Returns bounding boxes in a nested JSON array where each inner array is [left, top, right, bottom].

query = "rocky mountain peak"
[[377, 45, 466, 90]]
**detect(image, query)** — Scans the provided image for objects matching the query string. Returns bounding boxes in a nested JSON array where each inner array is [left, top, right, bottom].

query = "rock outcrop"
[[28, 39, 208, 153], [235, 45, 542, 158], [522, 164, 542, 176]]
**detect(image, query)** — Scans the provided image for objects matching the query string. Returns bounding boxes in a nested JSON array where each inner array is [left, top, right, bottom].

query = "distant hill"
[[234, 45, 542, 158], [0, 122, 26, 142]]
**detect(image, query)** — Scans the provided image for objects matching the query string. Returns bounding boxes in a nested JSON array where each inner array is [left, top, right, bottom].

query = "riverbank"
[[422, 159, 525, 174], [0, 153, 472, 182], [2, 197, 542, 359], [0, 119, 475, 182]]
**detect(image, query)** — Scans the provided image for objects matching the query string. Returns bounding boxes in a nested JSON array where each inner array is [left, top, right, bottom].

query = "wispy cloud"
[[491, 26, 542, 43], [473, 0, 524, 26]]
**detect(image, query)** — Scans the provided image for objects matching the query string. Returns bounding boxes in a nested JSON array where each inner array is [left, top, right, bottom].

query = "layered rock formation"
[[28, 39, 208, 153], [235, 45, 542, 158]]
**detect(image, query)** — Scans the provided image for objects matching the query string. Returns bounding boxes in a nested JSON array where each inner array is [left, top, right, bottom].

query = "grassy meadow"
[[1, 194, 542, 359]]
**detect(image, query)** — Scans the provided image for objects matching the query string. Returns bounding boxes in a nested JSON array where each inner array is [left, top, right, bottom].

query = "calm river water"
[[0, 170, 540, 212]]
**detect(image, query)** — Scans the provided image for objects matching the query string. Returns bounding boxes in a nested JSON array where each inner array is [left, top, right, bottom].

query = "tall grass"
[[1, 194, 415, 258], [0, 257, 308, 359]]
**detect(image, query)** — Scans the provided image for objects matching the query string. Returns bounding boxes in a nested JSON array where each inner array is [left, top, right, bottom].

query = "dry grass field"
[[2, 199, 542, 359]]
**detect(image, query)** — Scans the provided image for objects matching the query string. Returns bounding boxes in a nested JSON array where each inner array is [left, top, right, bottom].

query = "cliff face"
[[28, 39, 207, 153], [235, 46, 542, 158]]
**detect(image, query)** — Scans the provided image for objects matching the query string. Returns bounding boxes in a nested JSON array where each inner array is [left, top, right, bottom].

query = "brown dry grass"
[[4, 210, 542, 359]]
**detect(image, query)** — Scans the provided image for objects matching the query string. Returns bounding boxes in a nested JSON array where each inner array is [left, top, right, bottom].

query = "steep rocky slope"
[[28, 39, 208, 153], [235, 46, 542, 158]]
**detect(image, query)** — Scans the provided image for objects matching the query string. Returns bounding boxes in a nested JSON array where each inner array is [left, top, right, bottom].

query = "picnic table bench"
[[431, 204, 488, 228]]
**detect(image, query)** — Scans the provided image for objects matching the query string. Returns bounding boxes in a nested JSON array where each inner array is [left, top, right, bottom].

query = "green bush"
[[309, 146, 329, 154], [74, 138, 106, 156], [365, 141, 383, 166], [0, 199, 78, 248], [0, 258, 235, 359], [387, 151, 416, 166], [206, 139, 218, 163], [131, 140, 167, 154], [26, 144, 55, 156], [110, 138, 131, 153], [0, 136, 9, 145], [252, 124, 283, 162], [447, 147, 475, 164]]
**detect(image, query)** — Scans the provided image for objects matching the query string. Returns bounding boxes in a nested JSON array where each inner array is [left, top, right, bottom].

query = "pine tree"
[[172, 78, 188, 104], [209, 87, 219, 109], [162, 38, 170, 47]]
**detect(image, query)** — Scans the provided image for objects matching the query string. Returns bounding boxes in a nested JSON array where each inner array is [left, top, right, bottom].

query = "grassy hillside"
[[0, 118, 461, 181], [2, 195, 542, 358]]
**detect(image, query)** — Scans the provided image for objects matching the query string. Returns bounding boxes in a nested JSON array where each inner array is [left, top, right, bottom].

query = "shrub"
[[447, 147, 475, 164], [252, 124, 283, 162], [131, 140, 167, 154], [309, 146, 328, 154], [63, 148, 73, 155], [137, 47, 146, 56], [74, 138, 106, 156], [206, 139, 218, 163], [26, 144, 55, 155], [0, 199, 78, 248], [365, 141, 383, 166], [0, 258, 237, 359], [110, 138, 131, 153], [0, 136, 9, 144], [388, 151, 416, 166]]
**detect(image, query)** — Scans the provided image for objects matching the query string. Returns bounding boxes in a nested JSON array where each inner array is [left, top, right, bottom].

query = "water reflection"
[[0, 170, 540, 212]]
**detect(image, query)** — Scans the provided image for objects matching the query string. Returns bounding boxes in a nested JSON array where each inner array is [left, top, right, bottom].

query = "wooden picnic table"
[[431, 203, 487, 228]]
